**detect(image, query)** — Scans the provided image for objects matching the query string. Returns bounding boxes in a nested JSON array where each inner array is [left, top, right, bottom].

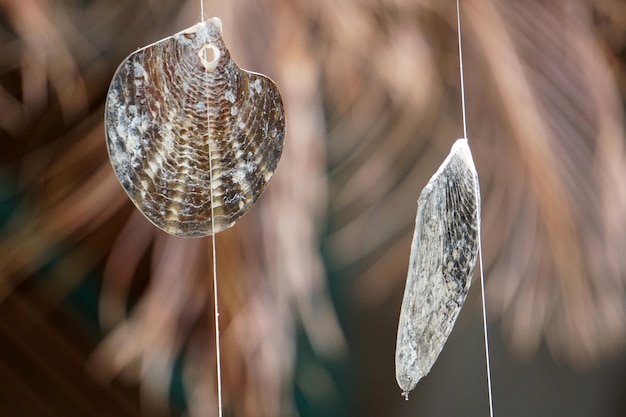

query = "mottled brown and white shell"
[[105, 18, 285, 237]]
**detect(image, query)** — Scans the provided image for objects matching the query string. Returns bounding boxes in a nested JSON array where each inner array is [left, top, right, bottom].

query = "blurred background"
[[1, 0, 626, 416]]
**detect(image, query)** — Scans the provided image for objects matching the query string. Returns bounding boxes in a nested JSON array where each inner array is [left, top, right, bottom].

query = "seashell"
[[395, 138, 480, 399], [105, 17, 285, 237]]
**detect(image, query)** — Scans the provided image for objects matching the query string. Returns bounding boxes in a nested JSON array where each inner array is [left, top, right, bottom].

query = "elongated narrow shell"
[[105, 18, 285, 237], [395, 138, 480, 398]]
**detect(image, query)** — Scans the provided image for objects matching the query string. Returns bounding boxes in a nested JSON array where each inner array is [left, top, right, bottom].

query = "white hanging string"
[[456, 0, 468, 140], [200, 2, 224, 417], [456, 1, 494, 416]]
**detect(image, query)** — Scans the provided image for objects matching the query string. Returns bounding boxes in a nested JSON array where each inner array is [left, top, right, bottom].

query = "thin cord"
[[201, 3, 224, 417], [478, 232, 494, 417], [209, 144, 224, 417], [456, 1, 494, 416], [456, 0, 468, 140]]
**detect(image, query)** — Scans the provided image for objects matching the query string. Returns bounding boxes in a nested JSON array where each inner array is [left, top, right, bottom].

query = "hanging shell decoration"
[[105, 17, 285, 237], [395, 138, 480, 399]]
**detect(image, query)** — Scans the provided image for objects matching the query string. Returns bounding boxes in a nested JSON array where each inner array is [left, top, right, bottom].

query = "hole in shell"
[[198, 43, 220, 71]]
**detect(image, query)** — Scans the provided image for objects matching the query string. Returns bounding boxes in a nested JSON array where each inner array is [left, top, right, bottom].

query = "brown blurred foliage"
[[1, 0, 626, 416]]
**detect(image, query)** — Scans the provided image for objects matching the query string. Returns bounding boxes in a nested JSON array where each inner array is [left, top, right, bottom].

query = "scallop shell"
[[105, 17, 285, 237]]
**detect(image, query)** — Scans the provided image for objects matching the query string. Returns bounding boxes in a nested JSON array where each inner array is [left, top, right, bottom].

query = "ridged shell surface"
[[105, 18, 285, 237], [395, 138, 480, 398]]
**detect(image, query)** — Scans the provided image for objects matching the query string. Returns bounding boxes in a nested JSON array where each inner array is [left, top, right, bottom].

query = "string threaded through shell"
[[105, 18, 285, 237]]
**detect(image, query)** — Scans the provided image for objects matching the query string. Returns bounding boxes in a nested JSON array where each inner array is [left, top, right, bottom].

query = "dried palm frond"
[[466, 0, 626, 364], [322, 0, 626, 367], [2, 0, 626, 415], [1, 0, 343, 415]]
